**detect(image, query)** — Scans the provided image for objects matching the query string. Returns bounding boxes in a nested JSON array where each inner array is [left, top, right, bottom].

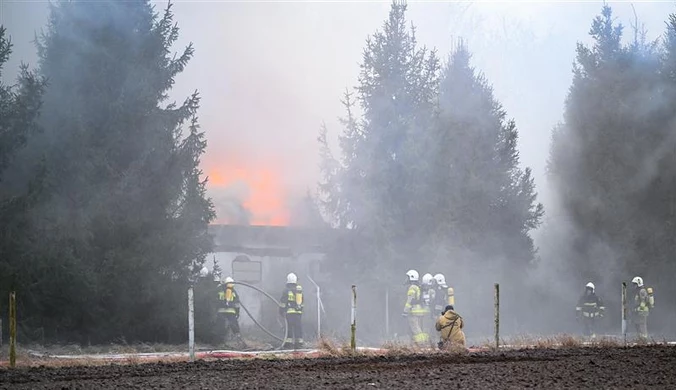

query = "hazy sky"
[[2, 0, 675, 226]]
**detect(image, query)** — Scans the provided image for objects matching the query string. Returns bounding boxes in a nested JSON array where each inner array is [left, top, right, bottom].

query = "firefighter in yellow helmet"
[[217, 276, 245, 348], [575, 282, 605, 338], [402, 270, 429, 346], [280, 272, 304, 349], [631, 276, 654, 339], [435, 305, 465, 350]]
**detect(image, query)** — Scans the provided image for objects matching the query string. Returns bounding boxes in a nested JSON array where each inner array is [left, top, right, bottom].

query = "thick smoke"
[[3, 0, 676, 347], [210, 182, 252, 225]]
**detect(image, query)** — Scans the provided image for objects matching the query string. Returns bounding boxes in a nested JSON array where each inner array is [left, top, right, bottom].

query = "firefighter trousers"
[[218, 313, 240, 342], [407, 315, 429, 344], [633, 314, 648, 338], [581, 317, 597, 337], [284, 313, 303, 348]]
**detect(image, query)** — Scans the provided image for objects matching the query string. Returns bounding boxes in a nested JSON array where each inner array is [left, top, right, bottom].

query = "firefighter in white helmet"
[[402, 270, 428, 346], [432, 273, 455, 314], [280, 272, 304, 349], [631, 276, 654, 339], [217, 276, 245, 348], [421, 273, 435, 337], [575, 282, 605, 338]]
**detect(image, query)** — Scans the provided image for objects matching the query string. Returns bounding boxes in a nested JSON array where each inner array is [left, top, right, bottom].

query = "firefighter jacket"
[[403, 283, 426, 316], [435, 309, 465, 346], [634, 287, 654, 317], [433, 285, 455, 313], [576, 292, 605, 318], [218, 283, 240, 315], [422, 286, 433, 315], [280, 283, 303, 315]]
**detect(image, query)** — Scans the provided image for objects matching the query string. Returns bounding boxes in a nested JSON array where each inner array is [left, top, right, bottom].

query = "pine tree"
[[547, 5, 663, 283], [431, 42, 543, 269], [0, 1, 215, 343], [0, 26, 47, 336], [318, 1, 440, 282], [0, 28, 45, 175], [317, 121, 346, 228]]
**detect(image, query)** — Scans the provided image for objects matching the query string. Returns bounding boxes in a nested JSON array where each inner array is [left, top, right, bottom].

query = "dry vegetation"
[[0, 346, 193, 368], [1, 335, 673, 369], [483, 334, 673, 350]]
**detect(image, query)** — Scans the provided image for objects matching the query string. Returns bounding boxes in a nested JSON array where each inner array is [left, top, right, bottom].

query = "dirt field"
[[1, 346, 675, 389]]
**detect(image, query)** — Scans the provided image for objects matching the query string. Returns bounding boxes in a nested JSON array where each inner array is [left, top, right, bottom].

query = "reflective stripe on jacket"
[[634, 288, 650, 316], [404, 284, 426, 316], [281, 284, 303, 314], [576, 293, 605, 318], [218, 284, 239, 314]]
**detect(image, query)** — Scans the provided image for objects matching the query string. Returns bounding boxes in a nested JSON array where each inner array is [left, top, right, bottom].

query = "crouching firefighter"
[[280, 272, 304, 349], [435, 305, 465, 350], [218, 276, 246, 348], [575, 282, 605, 338], [402, 270, 429, 346]]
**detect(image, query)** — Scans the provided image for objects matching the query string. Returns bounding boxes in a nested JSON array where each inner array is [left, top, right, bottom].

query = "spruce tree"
[[319, 1, 439, 282], [0, 0, 215, 343], [431, 42, 543, 269], [548, 5, 662, 283], [0, 25, 47, 335]]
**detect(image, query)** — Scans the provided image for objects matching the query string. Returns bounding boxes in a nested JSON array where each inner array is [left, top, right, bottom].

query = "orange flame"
[[207, 161, 290, 226]]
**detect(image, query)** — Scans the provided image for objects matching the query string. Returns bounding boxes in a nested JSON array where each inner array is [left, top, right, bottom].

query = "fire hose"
[[232, 281, 288, 350]]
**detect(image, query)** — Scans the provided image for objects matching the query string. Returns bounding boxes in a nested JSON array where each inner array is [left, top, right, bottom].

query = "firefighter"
[[421, 273, 435, 337], [575, 282, 605, 338], [432, 273, 455, 314], [435, 305, 465, 350], [217, 276, 245, 348], [402, 270, 429, 346], [631, 276, 654, 339], [280, 272, 304, 349]]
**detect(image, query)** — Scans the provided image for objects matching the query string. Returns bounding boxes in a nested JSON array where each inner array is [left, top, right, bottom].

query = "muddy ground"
[[1, 346, 675, 389]]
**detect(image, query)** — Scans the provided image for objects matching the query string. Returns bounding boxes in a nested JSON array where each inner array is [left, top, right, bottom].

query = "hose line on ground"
[[239, 300, 284, 343], [232, 281, 288, 351]]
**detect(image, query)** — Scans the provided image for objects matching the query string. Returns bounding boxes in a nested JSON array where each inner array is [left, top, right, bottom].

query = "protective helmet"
[[422, 273, 433, 286], [433, 273, 446, 286], [631, 276, 643, 287], [287, 272, 298, 284], [585, 282, 595, 292], [199, 266, 209, 278], [406, 270, 419, 282], [223, 276, 234, 284]]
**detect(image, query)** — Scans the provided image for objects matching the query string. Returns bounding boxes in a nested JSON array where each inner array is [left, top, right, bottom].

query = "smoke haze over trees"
[[316, 2, 544, 338], [317, 2, 543, 285], [0, 0, 214, 343], [547, 5, 676, 328]]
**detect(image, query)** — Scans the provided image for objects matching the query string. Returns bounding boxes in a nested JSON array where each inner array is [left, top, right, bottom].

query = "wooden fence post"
[[494, 283, 500, 350], [351, 285, 357, 352], [9, 291, 17, 368]]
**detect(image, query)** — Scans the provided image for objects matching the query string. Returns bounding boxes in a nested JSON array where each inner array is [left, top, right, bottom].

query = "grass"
[[316, 337, 371, 357], [1, 334, 672, 368], [479, 333, 666, 350], [0, 346, 193, 368]]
